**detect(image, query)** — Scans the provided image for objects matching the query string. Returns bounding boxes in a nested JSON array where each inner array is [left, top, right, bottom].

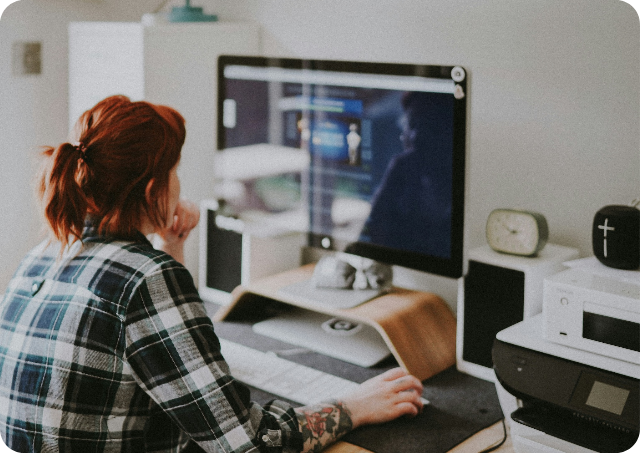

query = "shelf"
[[214, 264, 457, 381]]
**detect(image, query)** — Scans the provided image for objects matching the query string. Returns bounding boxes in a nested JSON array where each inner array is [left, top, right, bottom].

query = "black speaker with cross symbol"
[[592, 205, 640, 270]]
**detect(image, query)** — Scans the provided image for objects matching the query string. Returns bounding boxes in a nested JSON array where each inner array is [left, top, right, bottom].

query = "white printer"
[[543, 261, 640, 364], [493, 315, 639, 452]]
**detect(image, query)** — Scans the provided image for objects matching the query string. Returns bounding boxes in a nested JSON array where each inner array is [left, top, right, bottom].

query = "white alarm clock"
[[486, 208, 549, 257]]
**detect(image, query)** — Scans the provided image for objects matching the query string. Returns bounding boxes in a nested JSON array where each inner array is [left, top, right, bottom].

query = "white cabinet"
[[68, 22, 145, 128], [68, 21, 261, 279]]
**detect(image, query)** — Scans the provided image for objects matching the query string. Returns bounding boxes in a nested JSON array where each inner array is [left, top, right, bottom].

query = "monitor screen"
[[217, 56, 467, 278]]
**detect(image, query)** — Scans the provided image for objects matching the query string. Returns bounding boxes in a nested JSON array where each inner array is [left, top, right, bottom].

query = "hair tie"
[[74, 142, 88, 163]]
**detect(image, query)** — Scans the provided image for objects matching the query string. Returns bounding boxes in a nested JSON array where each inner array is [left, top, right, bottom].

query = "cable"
[[480, 418, 508, 453]]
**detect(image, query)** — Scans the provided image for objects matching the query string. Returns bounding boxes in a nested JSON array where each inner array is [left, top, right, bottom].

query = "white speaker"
[[198, 199, 305, 305], [456, 244, 579, 381]]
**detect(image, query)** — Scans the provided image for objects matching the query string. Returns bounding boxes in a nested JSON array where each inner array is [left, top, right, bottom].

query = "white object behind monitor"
[[198, 199, 305, 305], [456, 244, 580, 382]]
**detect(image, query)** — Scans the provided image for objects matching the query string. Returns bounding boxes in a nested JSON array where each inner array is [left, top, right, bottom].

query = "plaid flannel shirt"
[[0, 225, 302, 452]]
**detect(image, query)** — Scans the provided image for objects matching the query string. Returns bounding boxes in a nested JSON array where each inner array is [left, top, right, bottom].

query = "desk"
[[211, 326, 509, 452], [208, 293, 506, 452], [449, 421, 513, 453], [327, 421, 513, 452]]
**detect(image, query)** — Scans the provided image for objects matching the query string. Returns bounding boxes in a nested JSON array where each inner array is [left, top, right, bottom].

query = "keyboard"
[[219, 338, 358, 405], [220, 339, 430, 408]]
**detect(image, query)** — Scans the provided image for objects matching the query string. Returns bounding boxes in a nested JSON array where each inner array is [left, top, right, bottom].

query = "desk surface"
[[449, 421, 513, 453], [328, 420, 513, 452], [208, 300, 506, 453]]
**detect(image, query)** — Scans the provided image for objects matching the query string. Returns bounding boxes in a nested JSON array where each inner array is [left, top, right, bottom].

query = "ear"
[[145, 178, 154, 206], [144, 178, 168, 229], [144, 178, 163, 221]]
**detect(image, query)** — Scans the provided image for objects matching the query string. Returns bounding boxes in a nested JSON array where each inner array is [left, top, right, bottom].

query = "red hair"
[[38, 95, 186, 248]]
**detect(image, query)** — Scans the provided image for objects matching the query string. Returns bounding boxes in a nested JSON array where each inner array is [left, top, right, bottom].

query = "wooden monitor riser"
[[214, 264, 456, 381]]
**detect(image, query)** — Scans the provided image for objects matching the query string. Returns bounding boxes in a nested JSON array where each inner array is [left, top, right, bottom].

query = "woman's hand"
[[154, 199, 200, 264], [296, 367, 424, 452], [340, 367, 424, 428], [162, 199, 200, 241]]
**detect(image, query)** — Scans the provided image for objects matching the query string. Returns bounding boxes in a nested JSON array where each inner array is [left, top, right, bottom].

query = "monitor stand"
[[252, 308, 391, 367], [277, 278, 385, 310], [213, 264, 457, 381]]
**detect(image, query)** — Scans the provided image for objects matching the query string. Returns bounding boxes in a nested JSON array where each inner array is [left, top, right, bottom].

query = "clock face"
[[486, 209, 548, 256]]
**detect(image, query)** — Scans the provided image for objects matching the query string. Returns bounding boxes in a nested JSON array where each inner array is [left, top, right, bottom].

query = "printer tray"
[[512, 404, 639, 453]]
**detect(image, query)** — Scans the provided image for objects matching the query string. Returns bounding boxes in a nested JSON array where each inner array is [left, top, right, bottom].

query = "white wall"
[[1, 0, 638, 300], [0, 0, 164, 291]]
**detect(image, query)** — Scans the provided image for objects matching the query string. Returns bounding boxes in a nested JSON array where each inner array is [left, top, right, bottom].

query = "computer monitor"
[[216, 55, 467, 279]]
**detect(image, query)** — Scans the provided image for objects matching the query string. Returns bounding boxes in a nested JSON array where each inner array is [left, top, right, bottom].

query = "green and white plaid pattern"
[[0, 225, 300, 452]]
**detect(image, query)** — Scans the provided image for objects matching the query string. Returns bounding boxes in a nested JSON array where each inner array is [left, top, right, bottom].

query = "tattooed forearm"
[[295, 401, 354, 453]]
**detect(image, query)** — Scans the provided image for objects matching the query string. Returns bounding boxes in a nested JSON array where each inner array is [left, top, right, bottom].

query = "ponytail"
[[38, 142, 89, 248], [37, 95, 185, 250]]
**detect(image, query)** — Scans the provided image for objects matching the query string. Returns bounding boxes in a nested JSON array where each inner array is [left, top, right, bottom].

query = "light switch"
[[12, 41, 41, 75]]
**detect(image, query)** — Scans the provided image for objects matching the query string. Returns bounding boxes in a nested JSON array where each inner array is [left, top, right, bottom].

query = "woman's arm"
[[144, 198, 425, 452], [125, 264, 304, 452], [296, 368, 424, 452], [296, 401, 353, 453]]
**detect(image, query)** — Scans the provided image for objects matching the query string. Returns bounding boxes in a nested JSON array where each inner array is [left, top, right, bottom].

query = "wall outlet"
[[12, 41, 41, 75]]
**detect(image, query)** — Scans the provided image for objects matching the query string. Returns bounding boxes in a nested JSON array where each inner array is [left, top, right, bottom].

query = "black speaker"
[[462, 261, 524, 369], [592, 205, 640, 270], [204, 209, 243, 295]]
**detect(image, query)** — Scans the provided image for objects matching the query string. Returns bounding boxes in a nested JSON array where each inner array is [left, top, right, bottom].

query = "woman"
[[0, 95, 424, 453]]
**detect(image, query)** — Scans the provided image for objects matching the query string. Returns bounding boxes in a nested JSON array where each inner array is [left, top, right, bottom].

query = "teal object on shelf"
[[169, 0, 218, 22]]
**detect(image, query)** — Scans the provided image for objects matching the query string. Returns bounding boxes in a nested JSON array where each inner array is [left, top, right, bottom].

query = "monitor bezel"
[[217, 55, 467, 279]]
